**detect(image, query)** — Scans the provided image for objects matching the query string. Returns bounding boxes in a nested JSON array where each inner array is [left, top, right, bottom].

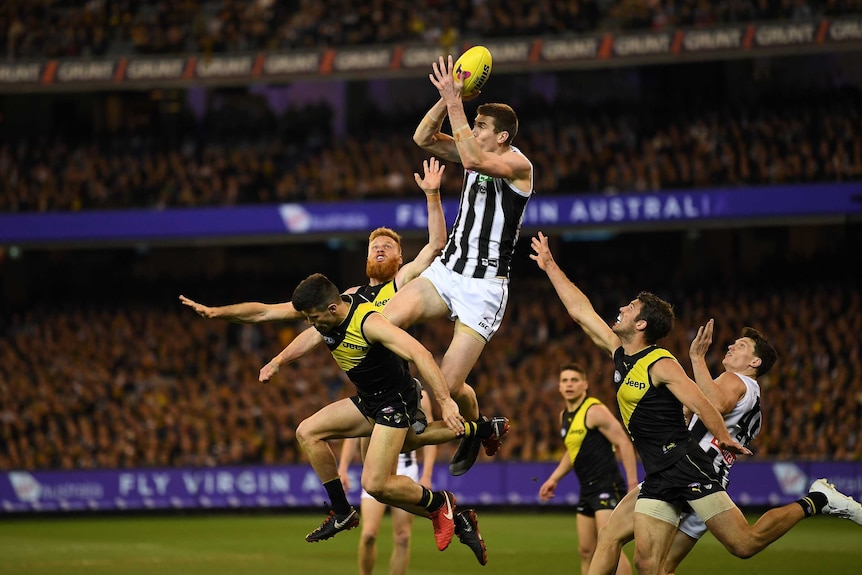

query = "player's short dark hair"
[[292, 273, 341, 313], [478, 103, 518, 144], [559, 362, 587, 379], [635, 291, 675, 344], [741, 327, 778, 377]]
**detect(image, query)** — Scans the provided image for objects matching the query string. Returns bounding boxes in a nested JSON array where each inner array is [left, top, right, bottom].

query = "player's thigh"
[[694, 492, 748, 545], [601, 486, 638, 545], [382, 277, 449, 328], [577, 512, 599, 553], [362, 425, 410, 486], [633, 499, 680, 563], [439, 327, 486, 388], [298, 398, 372, 440], [664, 530, 698, 574]]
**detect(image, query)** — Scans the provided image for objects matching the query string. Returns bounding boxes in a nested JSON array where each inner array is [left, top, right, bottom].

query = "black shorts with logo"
[[638, 444, 725, 507], [575, 476, 627, 516], [350, 377, 423, 430]]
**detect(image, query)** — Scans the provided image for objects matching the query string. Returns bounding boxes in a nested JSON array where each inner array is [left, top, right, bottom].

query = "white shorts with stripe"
[[419, 259, 509, 341]]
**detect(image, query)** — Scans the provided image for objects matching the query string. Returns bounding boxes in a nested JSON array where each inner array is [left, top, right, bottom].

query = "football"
[[453, 45, 492, 97]]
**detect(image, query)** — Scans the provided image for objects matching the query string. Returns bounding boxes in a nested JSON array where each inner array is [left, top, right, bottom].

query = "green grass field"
[[0, 511, 858, 575]]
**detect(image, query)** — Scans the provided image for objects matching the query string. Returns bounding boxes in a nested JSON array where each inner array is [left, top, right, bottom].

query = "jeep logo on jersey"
[[341, 341, 367, 351], [626, 380, 647, 390]]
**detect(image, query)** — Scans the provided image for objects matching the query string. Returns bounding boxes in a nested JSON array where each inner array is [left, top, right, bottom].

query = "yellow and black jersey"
[[319, 295, 413, 398], [614, 346, 690, 474], [354, 279, 397, 309], [562, 397, 622, 487]]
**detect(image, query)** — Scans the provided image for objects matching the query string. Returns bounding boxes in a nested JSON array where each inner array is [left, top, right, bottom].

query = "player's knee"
[[359, 531, 378, 548], [578, 543, 595, 562], [361, 478, 386, 501], [723, 539, 756, 559], [634, 552, 660, 575], [392, 527, 411, 549], [294, 419, 313, 448]]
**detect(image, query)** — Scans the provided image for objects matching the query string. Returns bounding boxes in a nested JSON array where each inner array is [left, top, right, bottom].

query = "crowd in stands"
[[1, 272, 859, 471], [2, 89, 860, 212], [4, 0, 862, 60]]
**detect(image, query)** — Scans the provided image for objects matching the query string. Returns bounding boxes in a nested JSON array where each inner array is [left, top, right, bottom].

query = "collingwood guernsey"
[[441, 146, 533, 279]]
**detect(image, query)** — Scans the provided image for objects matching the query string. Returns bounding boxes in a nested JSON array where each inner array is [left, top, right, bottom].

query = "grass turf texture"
[[1, 511, 858, 574]]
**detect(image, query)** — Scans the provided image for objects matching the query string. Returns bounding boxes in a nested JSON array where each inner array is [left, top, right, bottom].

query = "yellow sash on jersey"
[[616, 347, 675, 432], [563, 397, 602, 464], [330, 303, 376, 373]]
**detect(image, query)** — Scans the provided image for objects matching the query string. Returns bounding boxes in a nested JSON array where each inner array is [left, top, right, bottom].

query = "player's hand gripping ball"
[[453, 46, 492, 97]]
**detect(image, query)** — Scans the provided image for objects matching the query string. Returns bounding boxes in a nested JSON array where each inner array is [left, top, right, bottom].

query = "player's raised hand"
[[179, 295, 215, 318], [530, 231, 557, 272], [690, 318, 715, 360], [414, 157, 445, 195], [430, 55, 462, 101]]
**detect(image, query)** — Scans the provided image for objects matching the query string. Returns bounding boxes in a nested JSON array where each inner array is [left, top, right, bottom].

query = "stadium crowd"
[[2, 89, 860, 212], [5, 0, 860, 60], [1, 270, 859, 471]]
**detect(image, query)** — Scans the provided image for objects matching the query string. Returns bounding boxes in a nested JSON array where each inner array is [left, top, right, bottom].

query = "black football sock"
[[323, 478, 352, 515], [796, 491, 828, 517]]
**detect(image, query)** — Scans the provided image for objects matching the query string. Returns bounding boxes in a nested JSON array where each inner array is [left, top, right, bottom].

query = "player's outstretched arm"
[[652, 358, 751, 456], [396, 157, 447, 285], [530, 232, 620, 357], [259, 326, 324, 382], [179, 295, 301, 323]]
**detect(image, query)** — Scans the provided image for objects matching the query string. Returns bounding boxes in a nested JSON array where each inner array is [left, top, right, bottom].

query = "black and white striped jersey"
[[440, 146, 533, 279]]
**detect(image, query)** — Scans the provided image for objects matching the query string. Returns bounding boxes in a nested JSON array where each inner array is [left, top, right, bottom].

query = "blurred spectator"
[[1, 89, 860, 212], [4, 0, 862, 61], [1, 272, 859, 470]]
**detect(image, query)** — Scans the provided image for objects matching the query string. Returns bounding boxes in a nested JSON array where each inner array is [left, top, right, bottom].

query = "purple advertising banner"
[[2, 460, 861, 513], [1, 183, 860, 246]]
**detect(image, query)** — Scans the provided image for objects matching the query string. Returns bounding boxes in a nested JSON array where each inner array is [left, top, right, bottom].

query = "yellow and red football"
[[453, 46, 492, 97]]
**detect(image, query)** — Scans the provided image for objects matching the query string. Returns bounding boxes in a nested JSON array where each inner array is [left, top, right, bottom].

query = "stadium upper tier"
[[3, 0, 862, 59], [2, 90, 860, 212]]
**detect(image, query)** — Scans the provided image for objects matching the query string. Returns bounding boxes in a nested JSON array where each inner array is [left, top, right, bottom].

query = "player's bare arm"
[[539, 452, 574, 502], [689, 319, 746, 414], [413, 98, 460, 162], [259, 326, 324, 383], [360, 312, 464, 433], [530, 232, 620, 357], [180, 295, 301, 323], [395, 157, 447, 285], [651, 358, 751, 456], [430, 55, 531, 187], [588, 404, 639, 490]]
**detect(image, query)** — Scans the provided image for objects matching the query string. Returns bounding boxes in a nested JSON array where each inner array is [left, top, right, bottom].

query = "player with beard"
[[179, 158, 448, 325], [180, 158, 490, 558]]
